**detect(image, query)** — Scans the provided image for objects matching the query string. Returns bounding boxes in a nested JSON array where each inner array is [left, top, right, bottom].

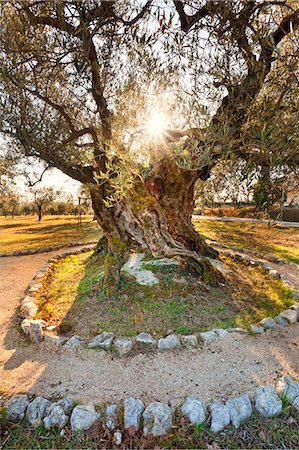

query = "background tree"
[[0, 1, 298, 292], [32, 187, 59, 221]]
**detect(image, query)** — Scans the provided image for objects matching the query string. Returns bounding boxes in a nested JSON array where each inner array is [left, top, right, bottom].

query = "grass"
[[193, 219, 299, 263], [0, 215, 100, 254], [36, 250, 294, 338], [0, 405, 298, 449]]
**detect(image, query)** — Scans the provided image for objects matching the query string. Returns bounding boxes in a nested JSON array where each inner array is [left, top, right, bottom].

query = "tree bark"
[[37, 204, 42, 221], [90, 159, 223, 295]]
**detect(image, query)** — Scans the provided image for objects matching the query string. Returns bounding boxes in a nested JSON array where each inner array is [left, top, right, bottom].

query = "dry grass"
[[194, 219, 299, 263], [0, 215, 100, 254], [36, 251, 293, 338]]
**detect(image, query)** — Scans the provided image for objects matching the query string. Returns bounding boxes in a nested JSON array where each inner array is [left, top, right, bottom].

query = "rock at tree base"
[[114, 337, 133, 355], [136, 332, 157, 346], [158, 334, 181, 350], [5, 395, 29, 422], [210, 401, 230, 433], [124, 398, 144, 431], [181, 396, 206, 425], [276, 375, 299, 410], [70, 404, 100, 431], [255, 385, 282, 417], [88, 332, 114, 350], [226, 394, 252, 427], [26, 396, 52, 428], [143, 401, 172, 437]]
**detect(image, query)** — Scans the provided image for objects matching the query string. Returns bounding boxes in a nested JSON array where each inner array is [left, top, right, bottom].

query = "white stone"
[[268, 269, 280, 279], [114, 337, 133, 355], [255, 385, 282, 417], [43, 405, 68, 430], [106, 404, 117, 430], [259, 317, 278, 330], [181, 396, 206, 425], [143, 402, 172, 437], [214, 328, 229, 339], [278, 309, 297, 324], [158, 334, 181, 350], [181, 335, 198, 347], [53, 396, 74, 415], [27, 397, 52, 428], [281, 275, 294, 287], [199, 330, 218, 344], [5, 395, 29, 422], [122, 253, 159, 286], [227, 328, 247, 334], [113, 431, 122, 446], [136, 332, 157, 346], [226, 394, 252, 427], [46, 325, 57, 332], [21, 319, 32, 335], [290, 303, 299, 319], [64, 335, 84, 349], [291, 292, 299, 300], [249, 324, 264, 334], [274, 315, 288, 327], [124, 398, 144, 431], [276, 375, 299, 410], [210, 401, 230, 433], [44, 333, 68, 346], [88, 332, 114, 350], [70, 404, 100, 432], [20, 301, 38, 319]]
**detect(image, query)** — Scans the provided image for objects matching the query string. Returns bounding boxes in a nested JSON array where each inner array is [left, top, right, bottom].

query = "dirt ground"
[[0, 247, 298, 407]]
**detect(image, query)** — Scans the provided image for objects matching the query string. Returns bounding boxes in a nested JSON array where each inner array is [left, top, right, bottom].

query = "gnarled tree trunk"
[[90, 157, 223, 295]]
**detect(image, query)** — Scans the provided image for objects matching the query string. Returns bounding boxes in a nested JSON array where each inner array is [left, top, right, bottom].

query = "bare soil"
[[0, 247, 298, 407]]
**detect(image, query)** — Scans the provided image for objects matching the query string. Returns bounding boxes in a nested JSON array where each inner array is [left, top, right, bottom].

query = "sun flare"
[[146, 112, 168, 137]]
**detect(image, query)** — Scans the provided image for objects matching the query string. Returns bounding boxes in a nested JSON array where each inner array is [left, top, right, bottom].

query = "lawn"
[[193, 219, 299, 264], [36, 250, 293, 338], [0, 215, 100, 254]]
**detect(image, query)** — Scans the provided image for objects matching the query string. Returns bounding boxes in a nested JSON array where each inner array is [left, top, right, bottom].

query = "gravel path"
[[0, 246, 298, 406]]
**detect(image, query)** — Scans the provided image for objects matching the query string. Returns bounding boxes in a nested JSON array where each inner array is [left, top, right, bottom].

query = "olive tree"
[[0, 1, 298, 292]]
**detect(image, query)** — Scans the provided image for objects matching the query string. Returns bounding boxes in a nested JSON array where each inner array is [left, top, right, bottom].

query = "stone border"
[[0, 240, 97, 258], [210, 239, 299, 271], [2, 374, 299, 441], [19, 247, 299, 355]]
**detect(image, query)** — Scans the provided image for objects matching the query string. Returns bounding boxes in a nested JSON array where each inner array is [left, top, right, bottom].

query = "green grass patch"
[[36, 251, 294, 339]]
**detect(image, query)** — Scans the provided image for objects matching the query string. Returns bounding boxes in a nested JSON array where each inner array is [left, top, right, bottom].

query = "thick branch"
[[174, 0, 211, 32]]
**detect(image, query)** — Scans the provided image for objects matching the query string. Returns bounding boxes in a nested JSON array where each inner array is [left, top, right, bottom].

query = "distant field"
[[1, 215, 298, 263], [194, 219, 299, 264], [0, 215, 100, 254]]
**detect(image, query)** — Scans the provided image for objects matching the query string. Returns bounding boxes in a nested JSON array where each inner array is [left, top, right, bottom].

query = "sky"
[[15, 167, 81, 201]]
